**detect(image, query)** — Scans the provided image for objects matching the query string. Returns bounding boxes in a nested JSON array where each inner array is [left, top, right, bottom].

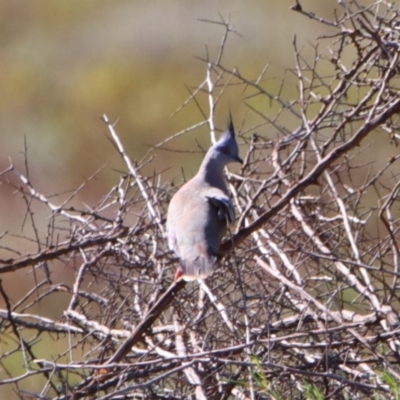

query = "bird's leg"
[[174, 266, 184, 281]]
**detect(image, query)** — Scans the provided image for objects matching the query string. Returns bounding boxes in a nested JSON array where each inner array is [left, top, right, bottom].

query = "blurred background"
[[0, 1, 336, 214], [0, 1, 388, 396], [0, 0, 337, 279]]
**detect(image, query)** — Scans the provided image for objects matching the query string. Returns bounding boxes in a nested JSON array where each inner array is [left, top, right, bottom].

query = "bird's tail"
[[180, 255, 216, 281]]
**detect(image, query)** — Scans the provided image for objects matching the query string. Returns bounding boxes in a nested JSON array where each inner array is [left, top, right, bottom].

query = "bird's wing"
[[203, 188, 235, 224]]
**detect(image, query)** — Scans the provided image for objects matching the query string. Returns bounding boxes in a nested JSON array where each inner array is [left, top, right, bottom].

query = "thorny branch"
[[1, 1, 400, 399]]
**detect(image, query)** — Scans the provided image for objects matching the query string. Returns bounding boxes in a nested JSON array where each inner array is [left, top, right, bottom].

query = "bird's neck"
[[198, 154, 228, 192]]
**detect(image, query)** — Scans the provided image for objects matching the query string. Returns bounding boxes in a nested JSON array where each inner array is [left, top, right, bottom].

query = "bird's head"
[[213, 117, 243, 165]]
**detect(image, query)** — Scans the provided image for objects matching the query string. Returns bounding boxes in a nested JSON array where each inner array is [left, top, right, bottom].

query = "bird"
[[166, 118, 242, 281]]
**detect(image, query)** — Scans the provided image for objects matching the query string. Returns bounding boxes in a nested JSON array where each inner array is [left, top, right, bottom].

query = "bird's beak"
[[235, 156, 243, 164]]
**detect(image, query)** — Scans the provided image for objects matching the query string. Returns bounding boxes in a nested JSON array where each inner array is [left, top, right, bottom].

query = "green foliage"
[[303, 381, 324, 400], [248, 355, 282, 399], [381, 370, 400, 400], [250, 354, 270, 392]]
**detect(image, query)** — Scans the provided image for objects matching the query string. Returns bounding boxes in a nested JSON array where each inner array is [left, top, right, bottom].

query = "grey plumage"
[[167, 119, 242, 281]]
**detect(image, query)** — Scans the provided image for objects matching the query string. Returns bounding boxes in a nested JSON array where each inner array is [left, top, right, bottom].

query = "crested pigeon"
[[167, 119, 242, 281]]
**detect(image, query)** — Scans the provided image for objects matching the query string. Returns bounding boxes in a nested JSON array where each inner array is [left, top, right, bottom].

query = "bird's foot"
[[174, 267, 183, 281]]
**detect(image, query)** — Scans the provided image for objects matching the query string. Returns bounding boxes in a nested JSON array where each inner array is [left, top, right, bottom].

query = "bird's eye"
[[220, 146, 231, 155]]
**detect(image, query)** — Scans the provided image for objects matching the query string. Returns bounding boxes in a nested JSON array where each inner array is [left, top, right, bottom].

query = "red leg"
[[174, 266, 183, 281]]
